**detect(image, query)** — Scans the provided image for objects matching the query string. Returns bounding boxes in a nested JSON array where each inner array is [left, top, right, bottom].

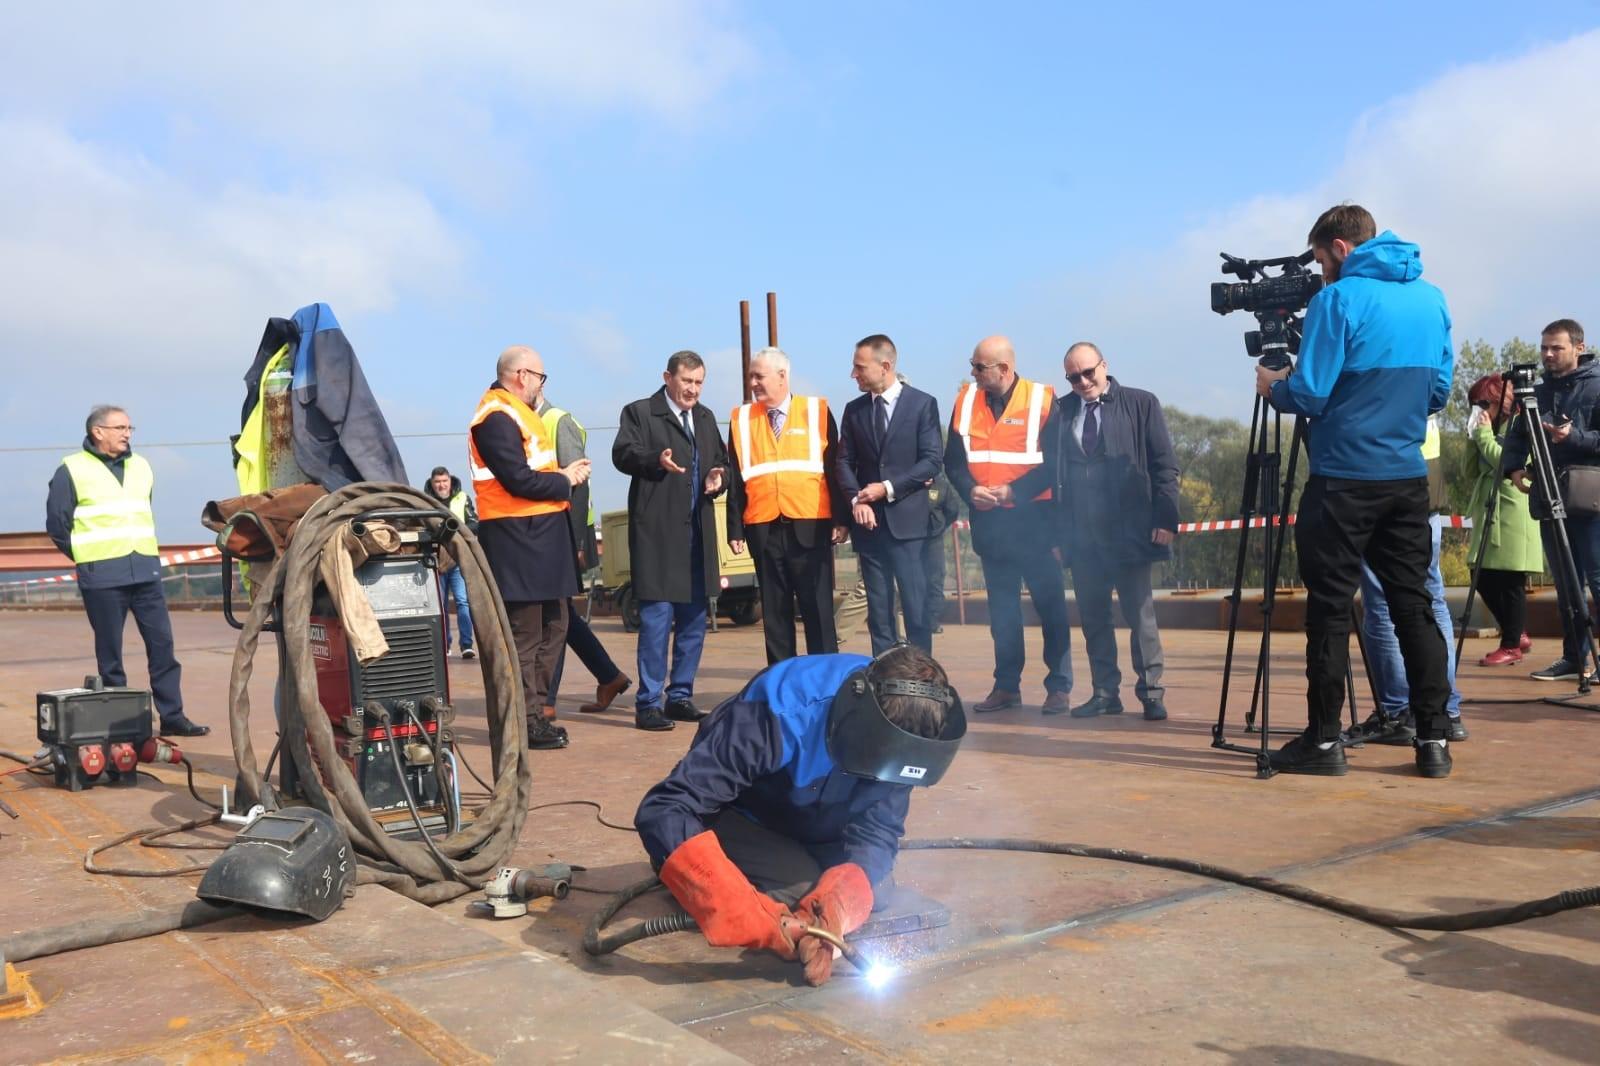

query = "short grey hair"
[[1064, 341, 1103, 363], [751, 346, 790, 374], [86, 405, 125, 436]]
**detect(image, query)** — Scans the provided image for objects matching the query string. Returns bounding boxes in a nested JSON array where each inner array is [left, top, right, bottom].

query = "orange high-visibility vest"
[[729, 395, 834, 524], [467, 386, 569, 520], [952, 378, 1053, 503]]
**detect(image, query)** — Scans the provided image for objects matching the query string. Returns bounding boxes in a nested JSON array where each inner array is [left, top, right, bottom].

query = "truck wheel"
[[618, 585, 641, 632], [728, 596, 759, 627]]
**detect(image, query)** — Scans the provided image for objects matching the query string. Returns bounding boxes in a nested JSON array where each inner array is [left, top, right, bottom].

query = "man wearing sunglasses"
[[1015, 344, 1180, 721], [468, 346, 593, 750], [47, 406, 209, 737]]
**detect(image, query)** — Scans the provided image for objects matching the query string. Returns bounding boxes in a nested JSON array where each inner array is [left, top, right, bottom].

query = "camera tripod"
[[1211, 354, 1372, 779], [1454, 372, 1600, 711]]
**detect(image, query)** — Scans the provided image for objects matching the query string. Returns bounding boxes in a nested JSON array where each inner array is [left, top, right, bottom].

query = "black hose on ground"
[[582, 836, 1600, 958], [0, 901, 243, 965], [227, 482, 530, 904]]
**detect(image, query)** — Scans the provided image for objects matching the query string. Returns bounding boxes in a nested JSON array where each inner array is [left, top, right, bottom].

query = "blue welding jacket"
[[634, 653, 911, 886]]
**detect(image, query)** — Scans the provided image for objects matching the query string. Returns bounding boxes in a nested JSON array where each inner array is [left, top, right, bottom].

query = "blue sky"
[[3, 2, 1599, 540]]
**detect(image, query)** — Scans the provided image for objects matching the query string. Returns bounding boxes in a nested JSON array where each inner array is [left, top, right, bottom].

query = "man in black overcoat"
[[612, 350, 730, 732]]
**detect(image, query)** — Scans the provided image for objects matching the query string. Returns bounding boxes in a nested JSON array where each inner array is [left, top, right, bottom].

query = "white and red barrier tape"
[[951, 515, 1473, 533], [1, 545, 221, 587]]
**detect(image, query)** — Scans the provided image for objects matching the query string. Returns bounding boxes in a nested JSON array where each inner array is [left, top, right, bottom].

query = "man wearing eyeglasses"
[[46, 406, 209, 737], [1015, 343, 1180, 722], [468, 346, 593, 750], [944, 336, 1074, 713]]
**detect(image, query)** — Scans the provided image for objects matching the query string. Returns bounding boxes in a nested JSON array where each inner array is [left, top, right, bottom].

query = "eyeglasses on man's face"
[[969, 361, 1001, 374], [1065, 359, 1104, 386], [516, 367, 548, 387], [99, 424, 135, 433]]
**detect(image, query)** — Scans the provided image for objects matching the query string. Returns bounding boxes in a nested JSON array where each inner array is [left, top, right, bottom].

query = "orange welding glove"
[[658, 831, 799, 959], [794, 862, 874, 986]]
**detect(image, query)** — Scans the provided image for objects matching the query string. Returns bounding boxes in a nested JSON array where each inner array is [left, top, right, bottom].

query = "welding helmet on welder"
[[826, 647, 966, 787], [198, 806, 355, 921]]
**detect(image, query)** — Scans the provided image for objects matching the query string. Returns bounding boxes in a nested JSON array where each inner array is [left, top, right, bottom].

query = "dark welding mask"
[[826, 664, 966, 787], [198, 807, 355, 921]]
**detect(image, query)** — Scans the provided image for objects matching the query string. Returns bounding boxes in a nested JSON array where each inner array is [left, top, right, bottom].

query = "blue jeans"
[[1359, 514, 1460, 720], [442, 566, 473, 651], [1540, 512, 1600, 661], [636, 526, 707, 710]]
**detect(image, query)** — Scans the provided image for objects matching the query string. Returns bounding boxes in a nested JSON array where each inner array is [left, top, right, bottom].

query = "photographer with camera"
[[1501, 319, 1597, 682], [1253, 204, 1455, 778]]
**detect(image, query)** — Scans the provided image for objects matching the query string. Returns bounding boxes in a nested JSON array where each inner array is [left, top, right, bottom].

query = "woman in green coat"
[[1465, 374, 1545, 665]]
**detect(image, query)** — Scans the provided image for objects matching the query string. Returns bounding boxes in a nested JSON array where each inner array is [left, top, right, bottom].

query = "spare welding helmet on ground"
[[826, 646, 966, 787], [198, 806, 355, 921]]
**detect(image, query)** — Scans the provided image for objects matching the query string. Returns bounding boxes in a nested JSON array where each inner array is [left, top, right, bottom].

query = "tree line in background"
[[1151, 338, 1544, 592]]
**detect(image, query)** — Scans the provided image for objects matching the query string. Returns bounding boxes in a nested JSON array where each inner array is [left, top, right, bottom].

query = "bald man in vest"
[[46, 405, 209, 737], [727, 347, 850, 665], [945, 336, 1074, 713], [469, 346, 592, 750]]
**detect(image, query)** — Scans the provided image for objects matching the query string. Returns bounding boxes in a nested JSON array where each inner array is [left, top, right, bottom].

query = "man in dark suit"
[[1017, 342, 1180, 721], [836, 336, 944, 653], [612, 350, 730, 732]]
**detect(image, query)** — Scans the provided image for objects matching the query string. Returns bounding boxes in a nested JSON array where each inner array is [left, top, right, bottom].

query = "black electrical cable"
[[377, 715, 474, 887], [84, 812, 226, 877], [527, 799, 636, 832], [226, 483, 531, 905], [583, 835, 1600, 959]]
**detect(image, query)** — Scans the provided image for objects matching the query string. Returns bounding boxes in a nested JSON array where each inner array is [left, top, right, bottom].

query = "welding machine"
[[223, 509, 463, 839], [304, 550, 458, 838], [35, 677, 153, 791]]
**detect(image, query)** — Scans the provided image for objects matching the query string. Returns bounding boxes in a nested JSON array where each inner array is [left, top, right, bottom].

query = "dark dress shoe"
[[1070, 694, 1124, 718], [527, 716, 569, 750], [160, 717, 211, 738], [972, 689, 1021, 713], [1268, 733, 1348, 776], [1040, 691, 1073, 716], [1141, 699, 1168, 721], [1447, 717, 1469, 741], [665, 699, 706, 722], [635, 707, 676, 732]]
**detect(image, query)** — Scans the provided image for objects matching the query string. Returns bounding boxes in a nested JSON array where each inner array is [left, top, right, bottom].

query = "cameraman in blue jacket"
[[1255, 204, 1455, 779]]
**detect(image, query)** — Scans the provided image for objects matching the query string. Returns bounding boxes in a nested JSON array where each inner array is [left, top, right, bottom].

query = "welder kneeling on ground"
[[634, 645, 965, 985]]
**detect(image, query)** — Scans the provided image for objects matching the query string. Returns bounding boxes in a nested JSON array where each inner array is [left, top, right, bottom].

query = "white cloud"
[[1046, 29, 1600, 414]]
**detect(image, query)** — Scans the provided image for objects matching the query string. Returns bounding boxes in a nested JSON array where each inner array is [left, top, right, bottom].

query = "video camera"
[[1503, 363, 1540, 392], [1209, 250, 1323, 366]]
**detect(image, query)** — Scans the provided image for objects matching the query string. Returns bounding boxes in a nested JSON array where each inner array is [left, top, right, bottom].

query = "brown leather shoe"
[[1040, 691, 1072, 716], [580, 673, 633, 713], [972, 689, 1022, 713]]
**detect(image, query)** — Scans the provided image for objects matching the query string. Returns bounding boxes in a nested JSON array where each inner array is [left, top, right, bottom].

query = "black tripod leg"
[[1216, 396, 1267, 744]]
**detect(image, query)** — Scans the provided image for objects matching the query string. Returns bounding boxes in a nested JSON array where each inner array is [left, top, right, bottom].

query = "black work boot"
[[526, 715, 569, 750], [1414, 738, 1452, 778], [1268, 733, 1348, 776]]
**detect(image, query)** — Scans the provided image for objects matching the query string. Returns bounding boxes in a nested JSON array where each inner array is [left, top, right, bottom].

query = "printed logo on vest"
[[1000, 417, 1024, 425], [899, 764, 927, 779]]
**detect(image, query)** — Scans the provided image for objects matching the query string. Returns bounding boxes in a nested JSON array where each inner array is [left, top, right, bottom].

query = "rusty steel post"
[[740, 300, 752, 403], [765, 291, 778, 348]]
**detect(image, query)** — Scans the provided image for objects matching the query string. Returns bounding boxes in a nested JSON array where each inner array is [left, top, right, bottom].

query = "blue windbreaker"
[[1269, 232, 1453, 479], [634, 654, 911, 886]]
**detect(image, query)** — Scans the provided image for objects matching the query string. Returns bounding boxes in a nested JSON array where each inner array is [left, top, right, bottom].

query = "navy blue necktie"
[[1081, 400, 1101, 455], [682, 409, 699, 517], [874, 395, 889, 452]]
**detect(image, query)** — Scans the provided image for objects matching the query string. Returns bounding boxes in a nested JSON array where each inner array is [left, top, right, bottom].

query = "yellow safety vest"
[[446, 490, 470, 525], [540, 405, 595, 528], [62, 451, 159, 563]]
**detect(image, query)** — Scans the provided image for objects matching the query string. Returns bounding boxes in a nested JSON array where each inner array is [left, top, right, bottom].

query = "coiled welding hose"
[[584, 836, 1600, 960], [228, 482, 531, 904]]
